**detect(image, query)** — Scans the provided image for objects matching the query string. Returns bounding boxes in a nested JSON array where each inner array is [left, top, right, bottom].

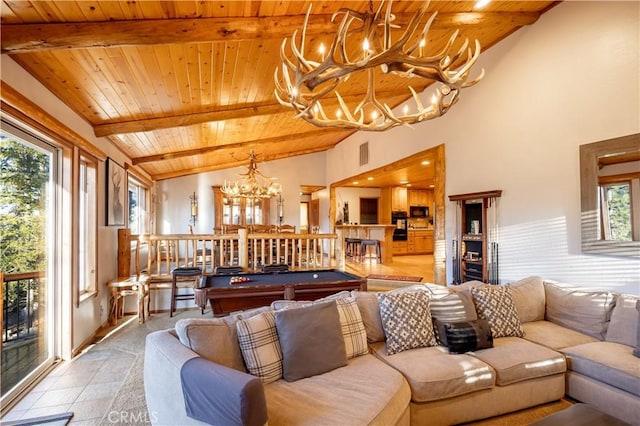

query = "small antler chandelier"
[[274, 0, 485, 131], [221, 150, 282, 199]]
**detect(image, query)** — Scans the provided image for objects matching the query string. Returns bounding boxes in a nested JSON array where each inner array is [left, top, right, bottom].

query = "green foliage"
[[605, 183, 632, 241], [0, 138, 49, 274]]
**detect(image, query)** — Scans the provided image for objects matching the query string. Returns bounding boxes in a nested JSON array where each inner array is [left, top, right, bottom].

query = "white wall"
[[326, 1, 640, 294], [1, 57, 130, 353], [335, 187, 382, 224], [157, 152, 327, 233]]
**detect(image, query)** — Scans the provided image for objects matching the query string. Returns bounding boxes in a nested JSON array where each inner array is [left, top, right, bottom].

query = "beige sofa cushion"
[[509, 276, 545, 323], [606, 294, 640, 348], [352, 291, 386, 343], [522, 320, 598, 350], [471, 337, 566, 386], [264, 354, 410, 426], [369, 341, 495, 402], [175, 306, 271, 372], [562, 341, 640, 397], [544, 281, 616, 340]]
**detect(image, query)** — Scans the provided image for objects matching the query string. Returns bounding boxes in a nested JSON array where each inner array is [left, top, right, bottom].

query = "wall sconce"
[[276, 194, 284, 226], [190, 192, 198, 225]]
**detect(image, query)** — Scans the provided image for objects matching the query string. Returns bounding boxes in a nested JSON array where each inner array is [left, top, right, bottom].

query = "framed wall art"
[[106, 157, 126, 226]]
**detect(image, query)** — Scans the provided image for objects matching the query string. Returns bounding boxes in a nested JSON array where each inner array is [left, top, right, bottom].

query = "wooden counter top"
[[335, 224, 395, 228]]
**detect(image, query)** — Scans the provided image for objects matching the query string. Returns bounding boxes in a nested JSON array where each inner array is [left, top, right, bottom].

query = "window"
[[600, 181, 632, 241], [79, 155, 97, 297], [128, 177, 148, 234]]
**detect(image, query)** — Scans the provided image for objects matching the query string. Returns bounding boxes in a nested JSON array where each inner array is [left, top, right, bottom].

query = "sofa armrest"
[[181, 357, 267, 426], [144, 330, 204, 425]]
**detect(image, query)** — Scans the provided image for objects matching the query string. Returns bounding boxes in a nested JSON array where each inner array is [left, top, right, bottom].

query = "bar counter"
[[334, 224, 395, 265]]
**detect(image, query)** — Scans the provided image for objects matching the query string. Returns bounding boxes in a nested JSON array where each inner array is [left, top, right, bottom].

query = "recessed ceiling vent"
[[359, 142, 369, 166]]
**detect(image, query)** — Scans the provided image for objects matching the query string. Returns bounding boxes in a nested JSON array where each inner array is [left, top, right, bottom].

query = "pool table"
[[194, 269, 366, 317]]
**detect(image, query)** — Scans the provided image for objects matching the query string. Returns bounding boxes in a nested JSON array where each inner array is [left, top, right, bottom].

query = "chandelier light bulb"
[[318, 42, 326, 60]]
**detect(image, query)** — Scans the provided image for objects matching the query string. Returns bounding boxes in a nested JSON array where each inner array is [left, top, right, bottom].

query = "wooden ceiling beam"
[[94, 91, 410, 137], [94, 102, 288, 137], [131, 128, 351, 165], [152, 145, 335, 181], [1, 12, 541, 54]]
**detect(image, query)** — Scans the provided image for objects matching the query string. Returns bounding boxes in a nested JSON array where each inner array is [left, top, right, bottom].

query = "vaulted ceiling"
[[1, 1, 557, 184]]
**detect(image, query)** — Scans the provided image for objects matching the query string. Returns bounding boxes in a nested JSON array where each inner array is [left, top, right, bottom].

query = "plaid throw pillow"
[[335, 297, 369, 358], [236, 311, 283, 384], [470, 286, 524, 338], [377, 291, 437, 355]]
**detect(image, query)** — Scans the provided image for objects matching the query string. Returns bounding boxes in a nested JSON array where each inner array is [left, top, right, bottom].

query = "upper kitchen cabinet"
[[392, 187, 408, 212]]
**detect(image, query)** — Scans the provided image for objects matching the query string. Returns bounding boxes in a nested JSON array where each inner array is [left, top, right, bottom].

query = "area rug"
[[366, 274, 423, 282], [95, 310, 203, 425]]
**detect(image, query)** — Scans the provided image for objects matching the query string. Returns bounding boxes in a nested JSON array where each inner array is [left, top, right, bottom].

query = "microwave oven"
[[410, 206, 429, 218]]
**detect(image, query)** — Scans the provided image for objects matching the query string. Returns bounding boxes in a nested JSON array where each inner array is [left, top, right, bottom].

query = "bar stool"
[[345, 238, 362, 260], [360, 239, 382, 263], [170, 267, 202, 317]]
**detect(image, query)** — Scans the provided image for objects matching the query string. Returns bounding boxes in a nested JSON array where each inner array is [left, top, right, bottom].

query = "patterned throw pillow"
[[470, 286, 524, 338], [377, 291, 437, 355], [236, 311, 283, 384]]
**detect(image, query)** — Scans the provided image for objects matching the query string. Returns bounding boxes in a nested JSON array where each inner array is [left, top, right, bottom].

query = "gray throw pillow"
[[275, 301, 347, 381], [377, 291, 437, 355], [606, 294, 639, 347]]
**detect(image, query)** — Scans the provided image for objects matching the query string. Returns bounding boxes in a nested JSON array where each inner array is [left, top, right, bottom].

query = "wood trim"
[[598, 172, 640, 185], [448, 190, 503, 202], [2, 12, 541, 54], [433, 144, 446, 285], [580, 133, 640, 256], [125, 163, 153, 187], [0, 81, 106, 161]]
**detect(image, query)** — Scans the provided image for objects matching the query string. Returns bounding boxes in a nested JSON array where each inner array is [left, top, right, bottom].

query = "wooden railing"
[[117, 229, 337, 282]]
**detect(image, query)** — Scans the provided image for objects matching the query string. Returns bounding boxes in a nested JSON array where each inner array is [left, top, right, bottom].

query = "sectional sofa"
[[143, 276, 639, 425]]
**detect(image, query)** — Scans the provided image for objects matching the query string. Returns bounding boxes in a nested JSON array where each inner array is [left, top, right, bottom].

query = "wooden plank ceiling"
[[1, 1, 557, 185]]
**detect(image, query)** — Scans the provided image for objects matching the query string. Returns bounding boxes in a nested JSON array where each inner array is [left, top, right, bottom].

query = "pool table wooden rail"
[[195, 272, 367, 316]]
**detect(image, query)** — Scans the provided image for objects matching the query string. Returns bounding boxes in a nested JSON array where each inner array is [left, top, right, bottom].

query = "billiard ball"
[[312, 273, 319, 279]]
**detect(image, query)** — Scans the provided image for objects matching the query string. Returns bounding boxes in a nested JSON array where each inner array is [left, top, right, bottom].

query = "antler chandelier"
[[221, 151, 282, 199], [275, 0, 485, 131]]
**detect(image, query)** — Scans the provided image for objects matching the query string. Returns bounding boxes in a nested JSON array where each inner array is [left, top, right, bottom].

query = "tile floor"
[[2, 344, 135, 424]]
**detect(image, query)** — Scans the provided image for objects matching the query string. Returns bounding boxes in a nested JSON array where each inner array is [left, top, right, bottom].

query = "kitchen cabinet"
[[408, 189, 429, 206], [392, 240, 408, 255], [391, 187, 408, 212], [407, 229, 434, 254]]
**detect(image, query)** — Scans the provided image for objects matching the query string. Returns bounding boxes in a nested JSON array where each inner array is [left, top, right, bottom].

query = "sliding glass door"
[[1, 120, 58, 408]]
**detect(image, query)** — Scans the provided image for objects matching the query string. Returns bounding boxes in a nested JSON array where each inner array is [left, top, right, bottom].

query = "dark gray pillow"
[[435, 319, 494, 354], [275, 301, 347, 381]]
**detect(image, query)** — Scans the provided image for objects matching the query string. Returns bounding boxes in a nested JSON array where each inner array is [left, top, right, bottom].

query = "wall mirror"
[[580, 133, 640, 256]]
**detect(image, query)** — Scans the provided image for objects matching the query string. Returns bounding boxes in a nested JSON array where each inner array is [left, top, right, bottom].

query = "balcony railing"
[[117, 229, 338, 282], [2, 271, 43, 345]]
